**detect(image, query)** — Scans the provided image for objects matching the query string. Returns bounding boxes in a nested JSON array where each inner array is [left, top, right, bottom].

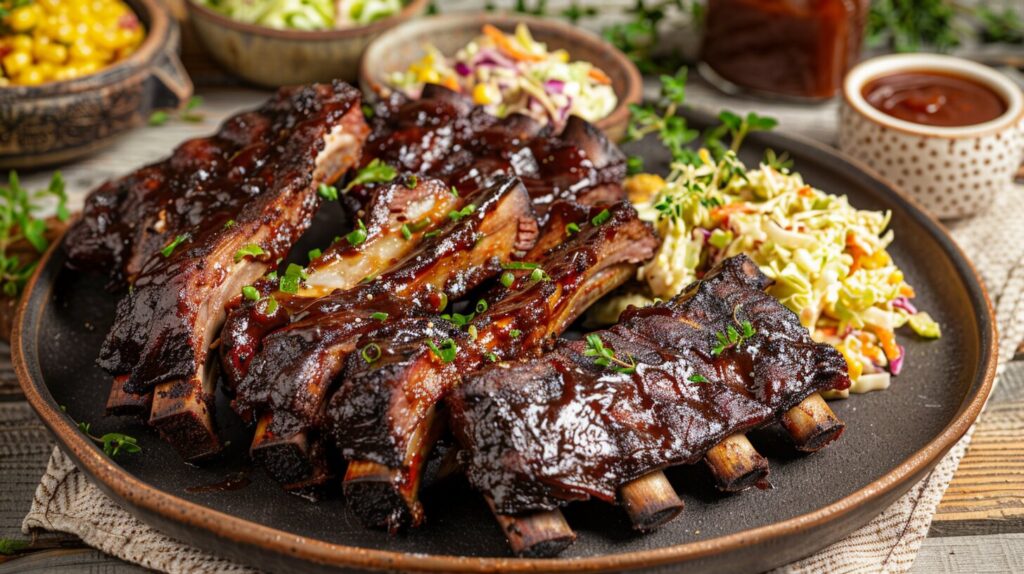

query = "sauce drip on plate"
[[863, 71, 1007, 127]]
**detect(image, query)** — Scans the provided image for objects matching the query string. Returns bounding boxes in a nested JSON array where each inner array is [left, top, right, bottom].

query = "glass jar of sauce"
[[700, 0, 869, 100], [862, 71, 1008, 127]]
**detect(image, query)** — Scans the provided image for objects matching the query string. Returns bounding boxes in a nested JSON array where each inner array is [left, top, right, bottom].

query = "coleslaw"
[[601, 150, 941, 396], [199, 0, 403, 30], [387, 23, 618, 129]]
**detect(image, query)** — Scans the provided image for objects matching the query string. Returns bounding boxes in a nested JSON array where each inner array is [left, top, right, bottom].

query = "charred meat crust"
[[234, 176, 538, 439], [451, 255, 851, 514], [346, 85, 626, 218], [326, 201, 658, 471], [218, 176, 458, 393], [89, 83, 369, 393]]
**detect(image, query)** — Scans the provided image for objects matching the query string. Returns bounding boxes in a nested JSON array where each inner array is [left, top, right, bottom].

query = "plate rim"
[[14, 129, 998, 572]]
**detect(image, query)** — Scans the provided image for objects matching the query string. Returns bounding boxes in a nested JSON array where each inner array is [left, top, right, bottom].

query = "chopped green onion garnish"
[[530, 268, 551, 282], [346, 219, 367, 246], [448, 204, 477, 221], [500, 271, 514, 288], [400, 224, 412, 240], [308, 248, 322, 262], [688, 374, 708, 383], [318, 183, 339, 201], [502, 261, 539, 270], [565, 222, 580, 236], [370, 312, 389, 322], [233, 243, 265, 263], [361, 343, 382, 364], [161, 234, 189, 258], [241, 285, 259, 301], [426, 338, 458, 363], [475, 299, 488, 314], [591, 209, 611, 226], [510, 329, 522, 338]]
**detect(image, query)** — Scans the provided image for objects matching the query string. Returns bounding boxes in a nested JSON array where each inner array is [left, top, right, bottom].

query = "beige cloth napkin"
[[23, 184, 1024, 573]]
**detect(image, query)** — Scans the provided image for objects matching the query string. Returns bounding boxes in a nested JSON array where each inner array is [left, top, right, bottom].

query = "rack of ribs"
[[448, 254, 851, 556], [63, 82, 370, 461], [347, 84, 627, 218], [227, 175, 538, 490], [329, 201, 658, 532]]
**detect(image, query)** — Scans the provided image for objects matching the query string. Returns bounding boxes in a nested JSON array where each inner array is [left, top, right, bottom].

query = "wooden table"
[[2, 5, 1024, 569]]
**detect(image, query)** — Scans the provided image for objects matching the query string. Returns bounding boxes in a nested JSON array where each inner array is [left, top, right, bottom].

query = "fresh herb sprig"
[[711, 320, 756, 356], [0, 171, 69, 297], [343, 159, 398, 192], [149, 96, 204, 126], [584, 333, 637, 374], [62, 406, 142, 458]]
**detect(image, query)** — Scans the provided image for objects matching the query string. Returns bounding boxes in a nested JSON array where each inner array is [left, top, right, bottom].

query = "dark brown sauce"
[[185, 472, 251, 494], [863, 71, 1007, 127], [701, 0, 869, 99]]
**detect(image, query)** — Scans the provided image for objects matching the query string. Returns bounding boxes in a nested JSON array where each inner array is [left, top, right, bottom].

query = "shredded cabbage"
[[615, 150, 939, 394], [199, 0, 402, 30], [387, 24, 617, 129]]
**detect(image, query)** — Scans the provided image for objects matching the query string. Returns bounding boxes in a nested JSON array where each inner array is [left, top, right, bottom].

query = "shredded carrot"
[[899, 284, 916, 298], [870, 326, 901, 362], [482, 24, 544, 62], [710, 203, 749, 222], [588, 67, 612, 85], [797, 186, 814, 198], [817, 326, 838, 337], [441, 75, 461, 92]]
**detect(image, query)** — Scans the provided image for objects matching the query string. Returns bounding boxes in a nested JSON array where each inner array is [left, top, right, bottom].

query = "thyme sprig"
[[711, 320, 756, 357], [584, 333, 637, 374], [62, 406, 142, 458]]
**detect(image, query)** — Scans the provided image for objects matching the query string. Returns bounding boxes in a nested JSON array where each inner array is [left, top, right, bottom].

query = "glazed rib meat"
[[232, 176, 538, 485], [64, 82, 370, 460], [330, 201, 658, 530], [450, 255, 851, 514], [347, 84, 627, 218]]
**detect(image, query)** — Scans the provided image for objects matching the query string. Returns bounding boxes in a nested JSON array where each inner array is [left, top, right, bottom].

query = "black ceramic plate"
[[15, 117, 996, 573]]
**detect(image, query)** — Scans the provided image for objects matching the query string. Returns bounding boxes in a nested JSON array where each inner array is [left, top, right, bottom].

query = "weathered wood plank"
[[911, 533, 1024, 573], [931, 363, 1024, 536]]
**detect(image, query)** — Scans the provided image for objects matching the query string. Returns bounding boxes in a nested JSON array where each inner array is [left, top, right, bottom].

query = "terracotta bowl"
[[839, 54, 1024, 220], [186, 0, 429, 87], [0, 0, 192, 170], [358, 13, 643, 142]]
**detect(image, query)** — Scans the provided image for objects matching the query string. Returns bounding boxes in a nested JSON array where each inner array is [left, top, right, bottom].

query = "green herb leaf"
[[241, 285, 259, 301], [148, 110, 169, 126], [502, 261, 540, 270], [426, 338, 458, 363], [0, 538, 30, 555], [626, 155, 644, 175], [591, 209, 611, 226], [102, 433, 141, 457], [500, 271, 515, 288], [448, 204, 477, 221], [318, 183, 339, 201], [346, 219, 368, 246], [161, 234, 189, 258], [343, 159, 398, 192], [233, 243, 265, 263]]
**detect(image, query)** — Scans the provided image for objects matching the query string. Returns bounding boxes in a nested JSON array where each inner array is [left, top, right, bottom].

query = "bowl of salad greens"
[[186, 0, 428, 87], [359, 13, 643, 141]]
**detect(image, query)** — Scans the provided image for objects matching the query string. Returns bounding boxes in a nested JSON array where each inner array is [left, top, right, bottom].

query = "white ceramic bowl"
[[840, 54, 1024, 219]]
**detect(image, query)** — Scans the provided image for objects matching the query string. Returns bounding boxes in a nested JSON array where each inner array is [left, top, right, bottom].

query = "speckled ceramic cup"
[[840, 54, 1024, 220]]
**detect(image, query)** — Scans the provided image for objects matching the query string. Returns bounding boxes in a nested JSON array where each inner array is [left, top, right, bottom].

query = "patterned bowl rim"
[[843, 53, 1024, 139]]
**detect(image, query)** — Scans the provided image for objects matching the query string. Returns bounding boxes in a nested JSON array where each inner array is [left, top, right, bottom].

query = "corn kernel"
[[2, 51, 32, 76], [16, 66, 45, 85], [473, 83, 496, 105], [8, 6, 40, 33]]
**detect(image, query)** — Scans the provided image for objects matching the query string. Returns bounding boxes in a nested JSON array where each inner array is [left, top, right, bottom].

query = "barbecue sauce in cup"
[[862, 71, 1008, 127]]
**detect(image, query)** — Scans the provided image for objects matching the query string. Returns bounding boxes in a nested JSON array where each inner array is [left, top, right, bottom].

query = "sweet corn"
[[473, 83, 498, 105], [0, 0, 145, 85]]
